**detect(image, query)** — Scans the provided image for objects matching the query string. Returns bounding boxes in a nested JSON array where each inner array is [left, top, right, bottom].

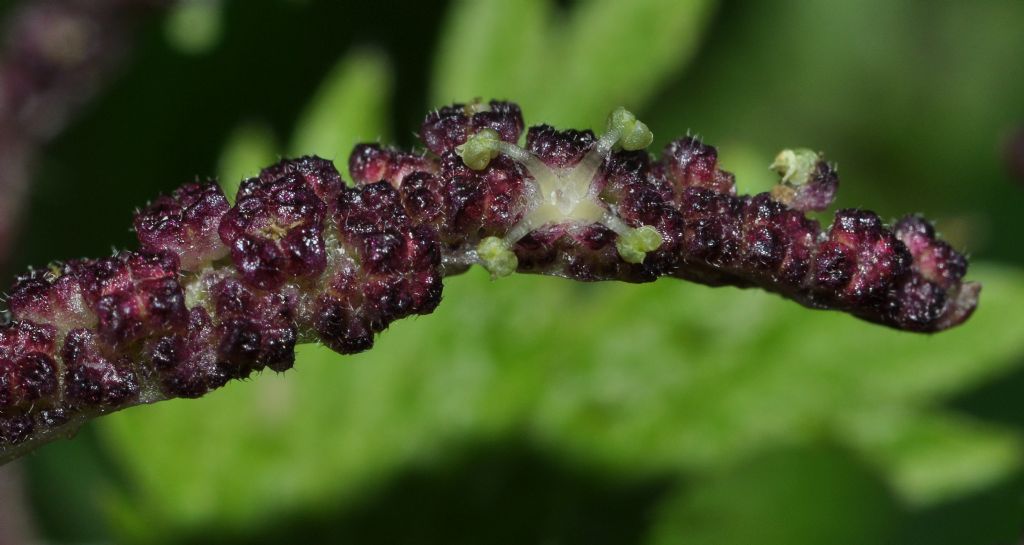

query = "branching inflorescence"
[[0, 100, 979, 463]]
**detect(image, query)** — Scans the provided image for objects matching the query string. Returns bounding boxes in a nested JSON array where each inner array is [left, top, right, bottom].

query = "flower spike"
[[0, 100, 979, 463]]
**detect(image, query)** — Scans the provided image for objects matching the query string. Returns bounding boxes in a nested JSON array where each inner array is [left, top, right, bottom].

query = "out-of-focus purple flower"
[[0, 0, 170, 274]]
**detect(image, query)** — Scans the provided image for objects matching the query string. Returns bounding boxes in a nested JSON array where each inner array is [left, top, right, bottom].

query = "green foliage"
[[165, 0, 225, 55], [217, 48, 392, 197], [648, 445, 898, 545], [431, 0, 549, 118], [98, 264, 1024, 540], [842, 410, 1022, 505], [217, 122, 278, 201], [290, 49, 393, 170], [432, 0, 716, 128]]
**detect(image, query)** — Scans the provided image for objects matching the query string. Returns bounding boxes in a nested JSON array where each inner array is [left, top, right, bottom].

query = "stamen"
[[476, 236, 518, 278], [597, 107, 654, 155], [601, 212, 664, 265]]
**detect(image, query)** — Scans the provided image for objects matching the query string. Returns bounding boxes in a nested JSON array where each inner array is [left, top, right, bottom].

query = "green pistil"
[[615, 225, 663, 264], [477, 236, 518, 278]]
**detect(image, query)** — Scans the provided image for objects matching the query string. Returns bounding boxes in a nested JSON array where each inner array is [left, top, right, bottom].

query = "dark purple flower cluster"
[[316, 181, 442, 354], [420, 100, 524, 156], [0, 99, 979, 462], [134, 182, 230, 270]]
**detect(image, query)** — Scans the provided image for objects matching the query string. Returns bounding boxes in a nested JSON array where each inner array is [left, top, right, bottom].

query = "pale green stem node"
[[477, 236, 518, 277], [457, 129, 502, 170], [615, 225, 663, 264], [770, 148, 821, 185]]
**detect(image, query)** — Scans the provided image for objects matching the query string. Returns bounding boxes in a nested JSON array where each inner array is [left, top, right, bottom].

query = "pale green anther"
[[615, 225, 663, 264], [770, 148, 821, 185], [607, 107, 654, 151], [477, 236, 518, 277], [456, 129, 501, 170], [621, 121, 654, 150]]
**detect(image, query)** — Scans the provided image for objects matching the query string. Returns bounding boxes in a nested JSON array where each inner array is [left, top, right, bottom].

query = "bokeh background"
[[2, 0, 1024, 543]]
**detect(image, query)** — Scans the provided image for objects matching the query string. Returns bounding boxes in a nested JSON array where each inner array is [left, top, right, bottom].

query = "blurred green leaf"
[[431, 0, 549, 113], [648, 445, 898, 545], [216, 48, 392, 202], [432, 0, 717, 128], [216, 122, 279, 201], [24, 435, 118, 543], [165, 0, 224, 55], [840, 409, 1022, 506], [290, 49, 392, 171], [546, 0, 717, 128]]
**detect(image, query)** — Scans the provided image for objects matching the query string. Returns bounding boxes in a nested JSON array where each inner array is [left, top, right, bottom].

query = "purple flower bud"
[[399, 171, 446, 226], [349, 144, 438, 187], [259, 156, 344, 204], [526, 125, 596, 168], [8, 268, 95, 330], [677, 188, 744, 267], [219, 173, 328, 289], [0, 322, 59, 412], [209, 277, 298, 375], [68, 252, 188, 344], [894, 215, 967, 290], [824, 209, 911, 303], [661, 137, 736, 195], [134, 182, 230, 271], [317, 182, 443, 354], [740, 194, 818, 285], [420, 100, 524, 156], [436, 153, 530, 237], [62, 328, 138, 409], [145, 308, 228, 398]]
